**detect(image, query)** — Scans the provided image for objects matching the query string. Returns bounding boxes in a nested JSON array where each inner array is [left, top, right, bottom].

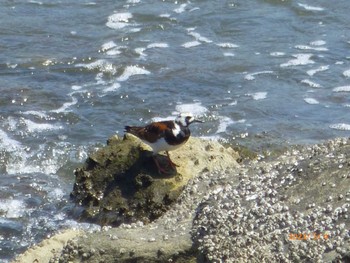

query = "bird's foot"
[[165, 151, 178, 169], [153, 156, 171, 174]]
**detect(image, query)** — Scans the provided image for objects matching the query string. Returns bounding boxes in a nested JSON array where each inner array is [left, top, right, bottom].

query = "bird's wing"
[[125, 121, 174, 143]]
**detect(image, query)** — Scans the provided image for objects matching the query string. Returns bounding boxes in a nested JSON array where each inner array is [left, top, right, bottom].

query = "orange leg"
[[152, 156, 168, 174], [165, 151, 178, 168]]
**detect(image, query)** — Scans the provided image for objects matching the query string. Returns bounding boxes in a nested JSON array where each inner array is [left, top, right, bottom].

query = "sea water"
[[1, 0, 350, 261]]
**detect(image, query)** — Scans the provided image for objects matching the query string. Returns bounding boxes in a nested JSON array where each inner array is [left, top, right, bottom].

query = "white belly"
[[142, 137, 186, 154]]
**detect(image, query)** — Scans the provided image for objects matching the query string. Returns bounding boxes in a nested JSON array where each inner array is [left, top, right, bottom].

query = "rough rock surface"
[[13, 137, 350, 263], [12, 230, 82, 263], [70, 134, 240, 226], [193, 137, 350, 262]]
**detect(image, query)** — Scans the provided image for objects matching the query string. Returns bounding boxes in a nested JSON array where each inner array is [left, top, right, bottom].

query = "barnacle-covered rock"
[[70, 133, 240, 226]]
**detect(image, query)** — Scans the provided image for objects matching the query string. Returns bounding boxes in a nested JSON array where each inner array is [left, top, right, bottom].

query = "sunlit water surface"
[[1, 0, 350, 261]]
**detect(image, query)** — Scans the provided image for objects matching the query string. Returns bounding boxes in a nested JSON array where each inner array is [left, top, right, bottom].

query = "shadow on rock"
[[70, 134, 185, 226]]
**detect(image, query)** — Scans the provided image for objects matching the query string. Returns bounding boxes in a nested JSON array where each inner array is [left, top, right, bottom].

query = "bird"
[[125, 113, 203, 174]]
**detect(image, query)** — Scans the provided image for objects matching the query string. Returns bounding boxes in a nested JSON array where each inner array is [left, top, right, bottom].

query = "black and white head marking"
[[175, 113, 195, 127]]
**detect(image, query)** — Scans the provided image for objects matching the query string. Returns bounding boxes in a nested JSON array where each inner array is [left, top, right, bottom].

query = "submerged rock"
[[70, 133, 240, 226]]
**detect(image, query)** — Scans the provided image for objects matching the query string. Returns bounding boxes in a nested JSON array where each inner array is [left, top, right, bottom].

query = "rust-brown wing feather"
[[125, 121, 175, 143]]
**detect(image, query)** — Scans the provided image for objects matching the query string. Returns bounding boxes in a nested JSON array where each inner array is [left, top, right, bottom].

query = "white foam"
[[0, 199, 26, 218], [280, 54, 314, 67], [47, 188, 65, 200], [102, 82, 121, 93], [23, 119, 62, 133], [101, 41, 117, 52], [51, 96, 78, 113], [307, 65, 329, 76], [295, 45, 328, 51], [136, 43, 168, 58], [187, 27, 196, 32], [174, 3, 187, 13], [244, 71, 274, 80], [333, 86, 350, 92], [76, 59, 117, 74], [147, 43, 169, 49], [304, 98, 319, 105], [216, 117, 234, 134], [189, 7, 200, 12], [270, 52, 285, 57], [0, 129, 22, 152], [135, 47, 147, 57], [28, 1, 43, 5], [21, 110, 49, 119], [106, 12, 133, 29], [223, 52, 235, 57], [174, 103, 208, 116], [159, 13, 171, 18], [330, 123, 350, 131], [117, 65, 150, 81], [301, 79, 322, 88], [127, 0, 140, 3], [216, 43, 239, 48], [108, 49, 122, 56], [343, 69, 350, 78], [247, 92, 267, 100], [0, 129, 63, 175], [71, 85, 82, 90], [95, 72, 106, 85], [298, 3, 324, 11], [188, 31, 212, 43], [7, 63, 18, 69], [182, 41, 201, 48], [310, 40, 326, 46]]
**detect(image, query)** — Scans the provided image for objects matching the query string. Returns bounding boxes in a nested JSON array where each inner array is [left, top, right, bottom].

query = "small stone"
[[158, 248, 165, 256], [82, 253, 90, 260], [294, 199, 300, 204], [129, 249, 136, 257]]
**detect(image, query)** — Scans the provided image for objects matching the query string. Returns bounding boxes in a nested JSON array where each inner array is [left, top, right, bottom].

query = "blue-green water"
[[1, 0, 350, 261]]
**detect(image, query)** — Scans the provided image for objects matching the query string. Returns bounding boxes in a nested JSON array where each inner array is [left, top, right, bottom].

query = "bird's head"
[[175, 113, 204, 127]]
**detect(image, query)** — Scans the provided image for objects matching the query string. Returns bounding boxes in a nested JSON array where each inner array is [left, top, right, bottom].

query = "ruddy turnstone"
[[125, 113, 203, 174]]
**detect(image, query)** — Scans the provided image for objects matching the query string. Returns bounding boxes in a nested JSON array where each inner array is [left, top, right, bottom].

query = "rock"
[[55, 167, 237, 263], [192, 137, 350, 262], [12, 230, 82, 263], [70, 133, 240, 226], [55, 136, 240, 263], [16, 137, 350, 263]]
